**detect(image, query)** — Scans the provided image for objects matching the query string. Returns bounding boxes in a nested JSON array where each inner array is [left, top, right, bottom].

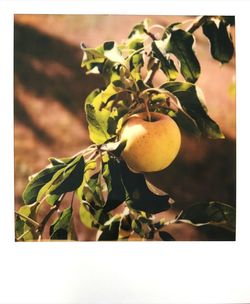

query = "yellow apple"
[[119, 112, 181, 173]]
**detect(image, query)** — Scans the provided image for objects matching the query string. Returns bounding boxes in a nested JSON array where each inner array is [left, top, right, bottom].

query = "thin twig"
[[15, 211, 40, 227], [16, 228, 32, 241]]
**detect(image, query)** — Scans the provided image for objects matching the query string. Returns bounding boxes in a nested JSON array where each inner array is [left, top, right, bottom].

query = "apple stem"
[[143, 97, 151, 122]]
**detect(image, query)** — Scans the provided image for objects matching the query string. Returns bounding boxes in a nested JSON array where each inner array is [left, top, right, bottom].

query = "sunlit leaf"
[[128, 19, 149, 39], [101, 139, 127, 157], [79, 202, 97, 229], [85, 85, 123, 144], [103, 41, 125, 64], [81, 46, 105, 74], [15, 202, 39, 241]]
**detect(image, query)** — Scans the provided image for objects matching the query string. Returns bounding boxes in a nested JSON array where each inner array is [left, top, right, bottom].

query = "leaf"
[[128, 19, 149, 39], [37, 155, 85, 201], [15, 203, 39, 241], [49, 155, 85, 195], [120, 162, 171, 214], [49, 207, 73, 240], [170, 108, 201, 137], [152, 40, 178, 80], [127, 37, 144, 51], [85, 85, 126, 144], [48, 156, 78, 166], [144, 178, 169, 196], [81, 45, 105, 74], [100, 139, 127, 157], [84, 173, 105, 207], [22, 164, 66, 204], [79, 202, 97, 229], [162, 29, 200, 83], [159, 231, 175, 241], [177, 201, 236, 232], [160, 81, 224, 139], [76, 158, 105, 209], [85, 89, 110, 144], [103, 41, 125, 64], [97, 219, 120, 241], [131, 219, 143, 236], [202, 18, 234, 63], [102, 156, 126, 213], [46, 194, 60, 206]]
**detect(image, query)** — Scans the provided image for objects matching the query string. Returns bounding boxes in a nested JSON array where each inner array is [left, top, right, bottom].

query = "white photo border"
[[0, 1, 249, 303]]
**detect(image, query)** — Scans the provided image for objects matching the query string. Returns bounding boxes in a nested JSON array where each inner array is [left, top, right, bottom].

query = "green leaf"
[[120, 162, 171, 214], [127, 38, 144, 51], [102, 156, 126, 213], [177, 201, 236, 232], [160, 81, 224, 139], [48, 156, 78, 166], [79, 202, 98, 229], [36, 155, 85, 202], [159, 231, 175, 241], [97, 218, 120, 241], [49, 207, 73, 240], [15, 203, 39, 241], [85, 85, 123, 144], [81, 46, 105, 74], [131, 219, 143, 236], [170, 108, 201, 137], [22, 164, 66, 204], [202, 18, 234, 63], [152, 41, 178, 80], [49, 155, 85, 195], [162, 29, 200, 83], [46, 194, 60, 206], [128, 19, 149, 39]]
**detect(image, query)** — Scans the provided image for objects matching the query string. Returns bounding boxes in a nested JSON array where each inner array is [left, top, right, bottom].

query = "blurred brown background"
[[14, 15, 236, 240]]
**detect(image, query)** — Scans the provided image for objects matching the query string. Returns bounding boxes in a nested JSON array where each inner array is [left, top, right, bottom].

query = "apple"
[[119, 112, 181, 173]]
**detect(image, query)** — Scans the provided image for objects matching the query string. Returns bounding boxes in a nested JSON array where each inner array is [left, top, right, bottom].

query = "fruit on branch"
[[119, 112, 181, 173]]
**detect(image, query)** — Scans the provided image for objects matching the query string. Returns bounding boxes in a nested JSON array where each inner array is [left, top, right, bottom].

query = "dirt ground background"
[[14, 15, 236, 241]]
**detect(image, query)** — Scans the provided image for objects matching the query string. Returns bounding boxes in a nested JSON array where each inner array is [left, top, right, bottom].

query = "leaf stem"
[[16, 228, 32, 241], [15, 211, 40, 227]]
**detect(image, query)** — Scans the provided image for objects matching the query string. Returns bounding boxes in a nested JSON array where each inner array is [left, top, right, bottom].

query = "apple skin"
[[119, 112, 181, 173]]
